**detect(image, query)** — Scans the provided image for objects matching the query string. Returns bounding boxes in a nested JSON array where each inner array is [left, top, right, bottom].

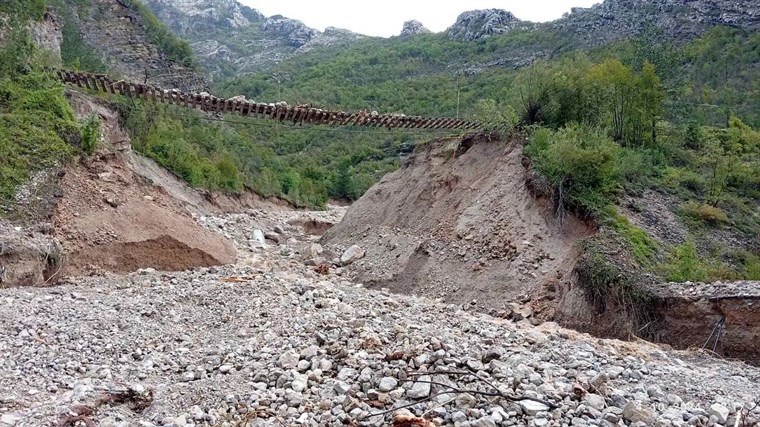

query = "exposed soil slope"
[[51, 93, 235, 276], [322, 134, 594, 315]]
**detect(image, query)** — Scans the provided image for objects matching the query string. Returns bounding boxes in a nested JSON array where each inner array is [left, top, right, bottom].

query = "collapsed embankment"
[[323, 133, 760, 364], [1, 92, 236, 284], [322, 134, 594, 316]]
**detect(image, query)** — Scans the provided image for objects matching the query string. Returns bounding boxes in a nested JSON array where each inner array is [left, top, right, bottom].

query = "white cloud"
[[240, 0, 601, 37]]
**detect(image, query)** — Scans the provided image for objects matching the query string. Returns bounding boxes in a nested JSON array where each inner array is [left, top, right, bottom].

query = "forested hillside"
[[2, 0, 758, 281]]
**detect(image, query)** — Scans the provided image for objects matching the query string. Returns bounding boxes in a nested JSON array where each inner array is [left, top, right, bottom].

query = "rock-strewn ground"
[[1, 207, 759, 427]]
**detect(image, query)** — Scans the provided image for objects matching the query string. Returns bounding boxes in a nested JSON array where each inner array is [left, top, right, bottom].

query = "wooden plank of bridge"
[[106, 78, 116, 94], [149, 87, 157, 103], [302, 108, 311, 124], [83, 74, 92, 90]]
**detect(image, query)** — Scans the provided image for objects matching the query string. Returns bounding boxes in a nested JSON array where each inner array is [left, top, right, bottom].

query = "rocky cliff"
[[399, 20, 431, 37], [552, 0, 760, 47], [143, 0, 365, 78], [446, 9, 530, 41], [53, 0, 205, 91], [445, 1, 760, 45]]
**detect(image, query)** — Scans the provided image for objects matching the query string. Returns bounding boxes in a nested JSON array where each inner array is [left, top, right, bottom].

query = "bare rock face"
[[142, 0, 363, 78], [30, 11, 62, 61], [446, 9, 523, 41], [262, 15, 318, 47], [552, 0, 760, 48], [400, 20, 431, 37]]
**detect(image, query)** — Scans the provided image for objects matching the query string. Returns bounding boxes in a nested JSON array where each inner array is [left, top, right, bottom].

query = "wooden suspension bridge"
[[52, 69, 483, 131]]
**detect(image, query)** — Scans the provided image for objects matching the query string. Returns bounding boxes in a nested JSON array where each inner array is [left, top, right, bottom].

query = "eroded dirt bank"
[[48, 93, 236, 276], [323, 134, 760, 365], [322, 134, 594, 316]]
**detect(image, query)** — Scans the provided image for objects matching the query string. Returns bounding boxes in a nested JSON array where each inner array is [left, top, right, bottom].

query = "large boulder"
[[400, 20, 431, 37]]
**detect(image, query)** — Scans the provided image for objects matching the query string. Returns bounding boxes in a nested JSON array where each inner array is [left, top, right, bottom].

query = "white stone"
[[340, 245, 365, 266], [378, 377, 398, 392], [407, 375, 431, 399], [519, 400, 550, 416], [584, 394, 606, 411], [709, 403, 729, 424], [278, 350, 300, 369]]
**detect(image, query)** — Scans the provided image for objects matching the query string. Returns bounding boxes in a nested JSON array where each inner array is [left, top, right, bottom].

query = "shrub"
[[661, 241, 708, 282], [611, 214, 659, 265], [661, 167, 705, 194], [525, 124, 622, 218], [680, 201, 729, 226], [80, 114, 101, 155]]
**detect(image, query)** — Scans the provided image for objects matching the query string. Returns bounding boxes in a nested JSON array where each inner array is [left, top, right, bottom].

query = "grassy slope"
[[0, 0, 98, 218]]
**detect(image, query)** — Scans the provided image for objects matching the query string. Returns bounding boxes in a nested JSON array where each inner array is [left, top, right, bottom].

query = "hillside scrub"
[[0, 13, 97, 212], [114, 99, 403, 207]]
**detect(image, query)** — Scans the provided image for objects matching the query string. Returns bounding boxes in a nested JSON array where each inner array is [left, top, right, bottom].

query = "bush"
[[80, 114, 100, 155], [680, 201, 729, 226], [525, 125, 622, 218], [611, 214, 659, 265], [661, 167, 705, 194], [661, 241, 708, 282]]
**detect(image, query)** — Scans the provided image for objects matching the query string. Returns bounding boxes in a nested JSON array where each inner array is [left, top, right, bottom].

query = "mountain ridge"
[[142, 0, 760, 79]]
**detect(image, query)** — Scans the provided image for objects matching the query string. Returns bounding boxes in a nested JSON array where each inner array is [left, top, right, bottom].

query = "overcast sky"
[[240, 1, 601, 37]]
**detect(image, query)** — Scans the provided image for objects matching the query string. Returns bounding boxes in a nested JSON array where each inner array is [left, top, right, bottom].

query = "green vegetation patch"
[[0, 12, 96, 211]]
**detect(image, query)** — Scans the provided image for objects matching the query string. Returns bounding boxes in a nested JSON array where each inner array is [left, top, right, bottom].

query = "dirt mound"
[[51, 93, 235, 276], [54, 151, 236, 276], [322, 134, 593, 314]]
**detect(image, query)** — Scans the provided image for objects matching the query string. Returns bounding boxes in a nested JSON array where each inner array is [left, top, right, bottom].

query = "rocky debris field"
[[1, 207, 760, 427]]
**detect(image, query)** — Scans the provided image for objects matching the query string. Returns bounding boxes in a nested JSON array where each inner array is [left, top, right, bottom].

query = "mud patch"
[[288, 218, 334, 236], [67, 235, 222, 273]]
